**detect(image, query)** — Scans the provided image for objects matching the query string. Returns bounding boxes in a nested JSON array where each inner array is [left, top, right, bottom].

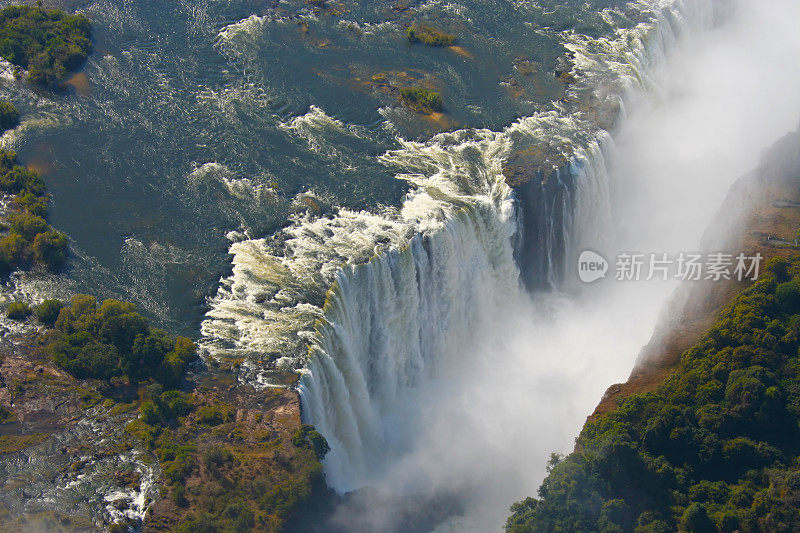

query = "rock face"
[[503, 144, 575, 291]]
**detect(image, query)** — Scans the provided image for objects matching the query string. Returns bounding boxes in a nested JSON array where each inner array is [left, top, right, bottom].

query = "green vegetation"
[[399, 86, 444, 114], [506, 256, 800, 532], [292, 424, 330, 460], [0, 432, 47, 453], [6, 300, 30, 319], [0, 100, 19, 131], [204, 445, 234, 470], [0, 5, 91, 87], [406, 23, 456, 47], [196, 401, 235, 426], [33, 298, 63, 325], [126, 384, 326, 532], [0, 148, 67, 275], [140, 389, 194, 428], [32, 229, 68, 269], [47, 295, 197, 385]]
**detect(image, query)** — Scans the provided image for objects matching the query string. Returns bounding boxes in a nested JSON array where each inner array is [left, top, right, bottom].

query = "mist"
[[319, 0, 800, 530]]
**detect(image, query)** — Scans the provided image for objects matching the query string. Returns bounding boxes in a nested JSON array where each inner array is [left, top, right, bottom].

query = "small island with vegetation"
[[399, 85, 444, 114], [407, 23, 456, 47], [0, 4, 91, 88]]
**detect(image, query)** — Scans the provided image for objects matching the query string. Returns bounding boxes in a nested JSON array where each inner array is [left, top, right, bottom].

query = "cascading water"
[[296, 0, 714, 495], [200, 0, 717, 525], [300, 202, 521, 490]]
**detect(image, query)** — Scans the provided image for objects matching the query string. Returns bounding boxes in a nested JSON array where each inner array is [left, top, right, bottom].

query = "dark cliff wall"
[[510, 164, 577, 292]]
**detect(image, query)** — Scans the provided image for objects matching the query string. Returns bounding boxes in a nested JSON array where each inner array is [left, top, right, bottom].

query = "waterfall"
[[299, 202, 520, 490], [199, 0, 717, 503], [298, 135, 617, 492], [295, 0, 715, 494]]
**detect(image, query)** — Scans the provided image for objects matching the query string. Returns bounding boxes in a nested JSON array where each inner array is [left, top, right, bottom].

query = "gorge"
[[1, 0, 800, 530]]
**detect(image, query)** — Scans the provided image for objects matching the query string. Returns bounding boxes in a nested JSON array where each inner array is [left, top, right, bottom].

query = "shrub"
[[776, 280, 800, 312], [0, 165, 45, 196], [163, 454, 194, 484], [139, 391, 194, 427], [197, 403, 234, 426], [224, 500, 255, 532], [171, 483, 188, 507], [6, 301, 31, 320], [140, 401, 160, 426], [174, 513, 216, 533], [258, 478, 314, 516], [0, 148, 14, 169], [292, 424, 330, 459], [126, 328, 171, 379], [108, 522, 130, 533], [203, 445, 233, 470], [399, 86, 444, 114], [33, 299, 63, 325], [157, 335, 198, 387], [50, 332, 119, 379], [32, 230, 68, 270], [160, 390, 194, 418], [13, 192, 48, 218], [681, 503, 716, 532], [0, 233, 28, 272], [0, 100, 19, 132], [0, 404, 16, 423]]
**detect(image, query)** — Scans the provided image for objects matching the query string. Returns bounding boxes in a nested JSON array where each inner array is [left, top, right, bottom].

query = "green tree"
[[8, 211, 48, 240], [48, 295, 196, 387], [13, 192, 48, 217], [681, 503, 716, 533], [0, 232, 28, 272], [0, 99, 19, 132], [50, 331, 118, 380], [0, 165, 45, 195], [32, 230, 68, 270]]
